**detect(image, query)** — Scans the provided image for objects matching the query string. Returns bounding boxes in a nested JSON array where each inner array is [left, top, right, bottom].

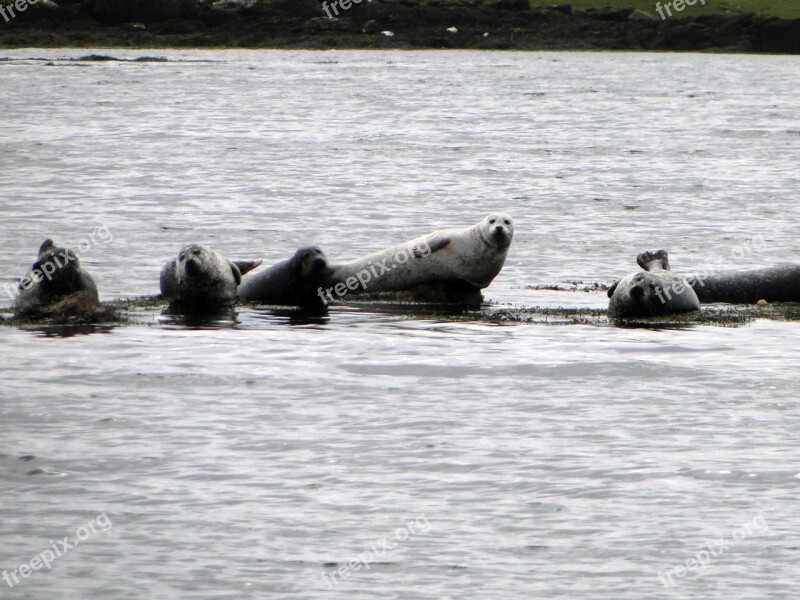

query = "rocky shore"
[[0, 0, 798, 53]]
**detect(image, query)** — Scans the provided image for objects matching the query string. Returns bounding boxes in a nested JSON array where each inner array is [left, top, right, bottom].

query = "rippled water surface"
[[1, 49, 799, 599]]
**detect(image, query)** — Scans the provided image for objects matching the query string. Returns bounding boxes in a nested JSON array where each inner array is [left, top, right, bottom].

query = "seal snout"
[[485, 215, 514, 248], [630, 284, 645, 300], [311, 256, 327, 271], [184, 257, 201, 276], [301, 247, 328, 274]]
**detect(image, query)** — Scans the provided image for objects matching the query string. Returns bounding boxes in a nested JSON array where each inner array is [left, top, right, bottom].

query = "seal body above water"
[[324, 214, 514, 301], [687, 265, 800, 304], [239, 246, 330, 307], [160, 244, 261, 309], [608, 249, 700, 319], [14, 239, 98, 317]]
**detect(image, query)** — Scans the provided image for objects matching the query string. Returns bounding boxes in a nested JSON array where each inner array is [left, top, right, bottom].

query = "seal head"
[[608, 250, 700, 319], [239, 246, 331, 307], [160, 244, 261, 309], [478, 214, 514, 250], [14, 239, 98, 317]]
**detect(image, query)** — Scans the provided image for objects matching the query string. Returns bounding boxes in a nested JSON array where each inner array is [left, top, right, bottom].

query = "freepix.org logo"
[[2, 512, 113, 590], [3, 226, 113, 303]]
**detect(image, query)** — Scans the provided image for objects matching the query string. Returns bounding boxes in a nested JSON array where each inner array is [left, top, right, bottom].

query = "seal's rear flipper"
[[637, 249, 670, 272], [233, 260, 263, 277]]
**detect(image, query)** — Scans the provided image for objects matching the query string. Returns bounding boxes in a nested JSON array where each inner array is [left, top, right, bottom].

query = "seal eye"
[[504, 219, 511, 225], [192, 249, 201, 256], [179, 254, 185, 261], [489, 219, 496, 225]]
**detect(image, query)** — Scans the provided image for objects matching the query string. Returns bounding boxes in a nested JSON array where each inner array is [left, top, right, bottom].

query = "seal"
[[687, 265, 800, 304], [321, 214, 514, 303], [14, 239, 99, 317], [159, 244, 261, 309], [607, 249, 700, 318], [239, 246, 331, 307]]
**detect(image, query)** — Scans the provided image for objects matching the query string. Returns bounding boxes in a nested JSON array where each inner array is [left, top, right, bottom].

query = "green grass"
[[527, 0, 800, 19]]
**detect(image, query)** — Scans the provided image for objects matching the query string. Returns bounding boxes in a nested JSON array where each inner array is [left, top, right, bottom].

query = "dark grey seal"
[[238, 246, 330, 307], [160, 244, 261, 309], [687, 265, 800, 304], [14, 239, 99, 317], [608, 250, 700, 319]]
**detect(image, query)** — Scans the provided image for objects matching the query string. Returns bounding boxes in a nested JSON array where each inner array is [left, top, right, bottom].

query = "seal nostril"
[[184, 258, 199, 275]]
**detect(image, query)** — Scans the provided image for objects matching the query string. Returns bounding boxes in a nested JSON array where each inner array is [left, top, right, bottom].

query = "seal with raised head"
[[239, 246, 331, 307], [608, 249, 700, 319], [160, 244, 261, 309], [321, 214, 514, 303], [14, 239, 99, 317], [687, 264, 800, 304]]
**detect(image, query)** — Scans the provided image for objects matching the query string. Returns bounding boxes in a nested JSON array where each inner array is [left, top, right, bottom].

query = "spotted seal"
[[608, 249, 700, 318], [687, 264, 800, 304], [14, 239, 99, 317], [321, 214, 514, 304], [159, 244, 261, 309]]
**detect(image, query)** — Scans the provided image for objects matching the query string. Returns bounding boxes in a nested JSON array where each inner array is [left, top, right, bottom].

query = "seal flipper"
[[233, 260, 262, 277], [637, 249, 670, 272], [415, 235, 451, 257], [37, 239, 56, 259], [230, 263, 242, 286], [607, 280, 619, 298]]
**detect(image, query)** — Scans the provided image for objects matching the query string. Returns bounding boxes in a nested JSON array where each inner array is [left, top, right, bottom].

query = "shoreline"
[[1, 1, 799, 54]]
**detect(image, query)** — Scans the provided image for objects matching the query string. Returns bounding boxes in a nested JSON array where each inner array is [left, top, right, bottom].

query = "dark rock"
[[629, 9, 656, 22], [305, 17, 353, 32], [49, 290, 100, 317], [754, 17, 800, 53], [35, 0, 60, 10], [533, 8, 568, 20], [548, 4, 572, 16], [83, 0, 200, 24], [211, 0, 257, 14], [362, 19, 380, 34], [589, 8, 634, 22], [491, 0, 530, 11]]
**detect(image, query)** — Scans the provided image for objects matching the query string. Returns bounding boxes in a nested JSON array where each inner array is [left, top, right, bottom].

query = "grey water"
[[1, 49, 799, 599]]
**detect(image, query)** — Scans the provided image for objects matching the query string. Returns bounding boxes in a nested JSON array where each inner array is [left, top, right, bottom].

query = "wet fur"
[[608, 250, 700, 319], [326, 214, 514, 295], [239, 246, 330, 307], [160, 244, 261, 309], [15, 239, 98, 317], [687, 264, 800, 304]]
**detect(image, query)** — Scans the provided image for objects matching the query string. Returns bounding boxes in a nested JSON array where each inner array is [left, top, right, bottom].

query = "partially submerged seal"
[[687, 264, 800, 304], [14, 239, 99, 318], [239, 246, 330, 307], [608, 250, 700, 319], [159, 244, 261, 309], [322, 214, 514, 303]]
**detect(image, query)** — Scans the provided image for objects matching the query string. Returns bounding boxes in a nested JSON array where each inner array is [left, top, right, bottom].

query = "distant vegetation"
[[526, 0, 800, 19], [2, 0, 799, 51]]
